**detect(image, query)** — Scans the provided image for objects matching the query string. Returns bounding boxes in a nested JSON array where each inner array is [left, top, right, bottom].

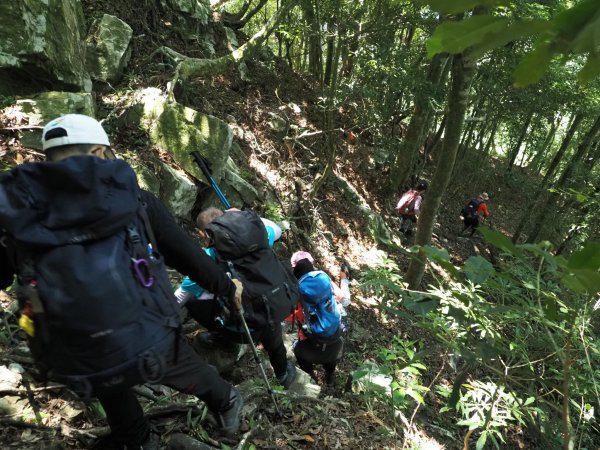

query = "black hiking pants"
[[97, 335, 232, 448], [462, 215, 480, 235], [186, 298, 289, 376], [294, 336, 344, 376]]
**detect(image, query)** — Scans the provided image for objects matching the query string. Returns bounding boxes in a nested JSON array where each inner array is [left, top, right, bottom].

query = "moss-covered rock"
[[0, 0, 90, 95], [157, 161, 197, 219], [124, 88, 233, 185], [3, 92, 95, 150], [85, 14, 133, 83]]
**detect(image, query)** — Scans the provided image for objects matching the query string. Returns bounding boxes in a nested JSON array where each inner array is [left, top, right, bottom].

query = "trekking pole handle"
[[190, 151, 232, 209]]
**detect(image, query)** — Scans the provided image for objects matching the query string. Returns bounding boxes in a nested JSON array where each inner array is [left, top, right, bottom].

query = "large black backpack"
[[461, 198, 482, 220], [0, 157, 180, 398], [205, 210, 299, 329]]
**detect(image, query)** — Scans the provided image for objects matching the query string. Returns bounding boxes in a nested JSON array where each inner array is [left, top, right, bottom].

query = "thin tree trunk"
[[388, 53, 447, 192], [526, 115, 600, 243], [507, 112, 533, 171], [406, 54, 475, 289], [512, 113, 583, 243], [530, 118, 559, 173]]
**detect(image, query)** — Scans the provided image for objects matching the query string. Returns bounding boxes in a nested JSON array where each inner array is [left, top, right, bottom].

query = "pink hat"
[[290, 251, 314, 268]]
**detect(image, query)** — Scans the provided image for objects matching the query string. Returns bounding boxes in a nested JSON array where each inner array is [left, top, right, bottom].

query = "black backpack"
[[461, 198, 482, 219], [205, 210, 299, 329], [0, 157, 180, 398]]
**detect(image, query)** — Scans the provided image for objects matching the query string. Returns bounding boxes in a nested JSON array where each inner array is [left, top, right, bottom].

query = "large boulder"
[[157, 161, 198, 219], [123, 88, 233, 187], [86, 14, 133, 84], [0, 0, 90, 95], [3, 92, 95, 150]]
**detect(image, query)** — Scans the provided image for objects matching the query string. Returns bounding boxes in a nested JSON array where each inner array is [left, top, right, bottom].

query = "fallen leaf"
[[303, 434, 315, 443]]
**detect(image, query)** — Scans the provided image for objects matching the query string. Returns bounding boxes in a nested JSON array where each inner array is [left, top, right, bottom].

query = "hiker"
[[0, 114, 244, 450], [289, 252, 350, 325], [460, 192, 490, 236], [395, 181, 428, 236], [176, 207, 299, 389], [289, 251, 345, 385]]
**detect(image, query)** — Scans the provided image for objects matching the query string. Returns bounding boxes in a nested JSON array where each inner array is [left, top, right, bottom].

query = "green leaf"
[[480, 227, 519, 255], [403, 293, 439, 316], [427, 16, 509, 57], [513, 43, 553, 87], [464, 255, 495, 284], [470, 19, 551, 58], [562, 269, 600, 295], [416, 0, 510, 14], [476, 432, 488, 450], [567, 242, 600, 270]]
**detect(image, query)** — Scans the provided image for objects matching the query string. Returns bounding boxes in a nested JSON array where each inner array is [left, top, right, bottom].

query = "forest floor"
[[0, 5, 543, 450]]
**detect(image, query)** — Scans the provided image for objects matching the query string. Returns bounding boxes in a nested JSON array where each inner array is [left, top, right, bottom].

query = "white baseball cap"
[[42, 114, 110, 151]]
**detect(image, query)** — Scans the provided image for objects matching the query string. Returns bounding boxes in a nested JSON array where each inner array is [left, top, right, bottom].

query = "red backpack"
[[396, 190, 419, 216]]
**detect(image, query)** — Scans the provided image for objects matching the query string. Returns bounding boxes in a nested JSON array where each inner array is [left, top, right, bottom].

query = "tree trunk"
[[530, 118, 559, 173], [388, 53, 448, 192], [406, 54, 475, 289], [161, 0, 297, 83], [512, 113, 583, 243], [526, 115, 600, 244], [481, 120, 498, 159], [506, 111, 533, 171]]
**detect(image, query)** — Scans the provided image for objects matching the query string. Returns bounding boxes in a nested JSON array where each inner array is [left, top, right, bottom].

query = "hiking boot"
[[216, 387, 243, 438], [276, 361, 297, 389], [324, 371, 336, 386]]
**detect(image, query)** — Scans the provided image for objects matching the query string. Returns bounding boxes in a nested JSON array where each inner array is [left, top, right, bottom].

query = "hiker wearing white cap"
[[0, 114, 244, 449], [460, 192, 490, 236]]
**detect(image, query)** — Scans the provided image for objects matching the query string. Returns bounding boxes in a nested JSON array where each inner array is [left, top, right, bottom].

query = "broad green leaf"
[[513, 43, 553, 87], [464, 255, 495, 284], [427, 16, 508, 57], [579, 53, 600, 83], [421, 246, 460, 277], [479, 227, 519, 255], [470, 19, 551, 58], [553, 0, 600, 51], [416, 0, 509, 14], [568, 242, 600, 270], [563, 269, 600, 295], [404, 293, 439, 316], [476, 432, 488, 450]]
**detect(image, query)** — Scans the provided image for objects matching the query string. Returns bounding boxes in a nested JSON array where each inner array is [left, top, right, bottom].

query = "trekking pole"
[[235, 303, 282, 416], [190, 151, 232, 209]]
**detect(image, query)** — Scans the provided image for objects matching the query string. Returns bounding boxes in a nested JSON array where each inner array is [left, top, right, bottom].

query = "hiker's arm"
[[479, 203, 489, 218], [140, 191, 235, 298]]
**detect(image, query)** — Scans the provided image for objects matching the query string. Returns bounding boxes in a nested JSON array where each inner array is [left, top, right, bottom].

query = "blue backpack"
[[298, 271, 341, 339], [0, 157, 180, 398]]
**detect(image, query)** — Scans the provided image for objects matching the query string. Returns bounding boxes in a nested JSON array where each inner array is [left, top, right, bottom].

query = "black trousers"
[[294, 336, 344, 375], [186, 299, 288, 376], [97, 336, 231, 448]]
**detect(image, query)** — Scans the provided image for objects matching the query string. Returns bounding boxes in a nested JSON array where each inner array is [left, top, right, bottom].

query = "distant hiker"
[[395, 181, 428, 236], [178, 207, 299, 389], [460, 192, 490, 236], [289, 251, 345, 385], [0, 115, 243, 450]]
